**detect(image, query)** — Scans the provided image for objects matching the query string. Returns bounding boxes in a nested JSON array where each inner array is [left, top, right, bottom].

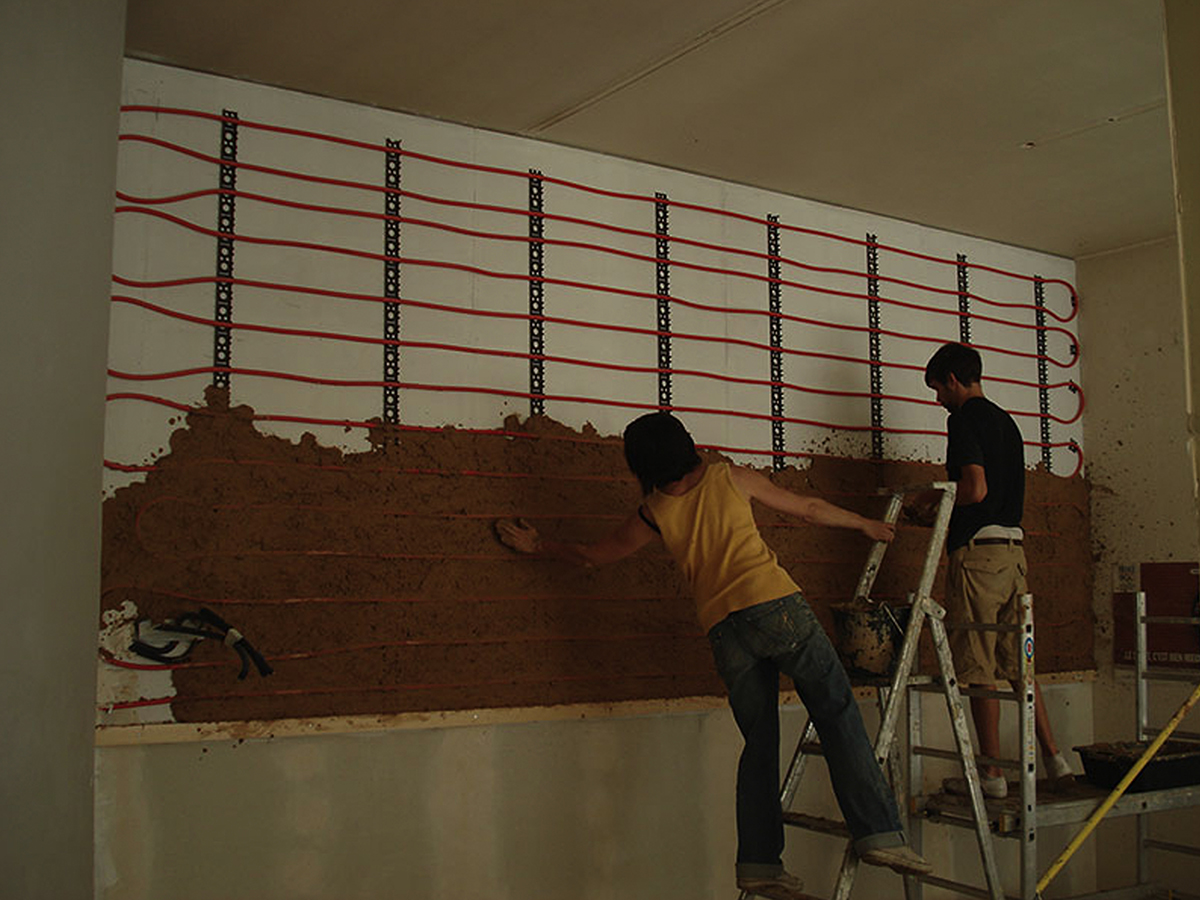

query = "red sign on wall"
[[1113, 562, 1200, 669]]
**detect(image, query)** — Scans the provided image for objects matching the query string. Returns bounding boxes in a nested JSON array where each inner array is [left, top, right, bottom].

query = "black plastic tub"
[[1074, 740, 1200, 792]]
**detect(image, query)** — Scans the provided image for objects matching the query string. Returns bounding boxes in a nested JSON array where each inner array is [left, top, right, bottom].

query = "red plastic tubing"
[[113, 202, 1080, 369], [106, 298, 1084, 425], [115, 133, 1078, 330], [116, 178, 1075, 332], [117, 105, 1079, 318]]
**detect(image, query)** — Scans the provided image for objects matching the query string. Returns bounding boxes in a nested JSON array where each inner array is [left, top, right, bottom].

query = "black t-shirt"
[[945, 396, 1025, 552]]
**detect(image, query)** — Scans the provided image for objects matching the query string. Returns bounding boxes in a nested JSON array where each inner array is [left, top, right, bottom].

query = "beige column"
[[0, 2, 126, 897], [1164, 0, 1200, 551]]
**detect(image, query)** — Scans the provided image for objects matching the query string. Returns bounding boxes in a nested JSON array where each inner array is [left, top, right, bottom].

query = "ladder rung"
[[740, 889, 826, 900], [907, 682, 946, 695], [1142, 726, 1200, 742], [781, 811, 850, 839], [923, 790, 1013, 818], [909, 682, 1019, 702], [1144, 837, 1200, 857], [925, 808, 1021, 838], [796, 741, 824, 756], [1142, 667, 1200, 683], [957, 685, 1020, 701], [944, 622, 1023, 634], [911, 745, 1020, 771], [923, 810, 985, 831], [916, 872, 1015, 900], [847, 673, 897, 688], [912, 745, 961, 763]]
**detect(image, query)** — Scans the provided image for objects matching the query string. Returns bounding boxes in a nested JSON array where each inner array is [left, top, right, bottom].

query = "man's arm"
[[947, 411, 988, 506], [956, 463, 987, 505], [904, 463, 987, 524], [495, 510, 658, 566], [729, 467, 895, 542]]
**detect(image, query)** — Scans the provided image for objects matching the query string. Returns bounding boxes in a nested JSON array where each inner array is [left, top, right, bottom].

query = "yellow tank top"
[[644, 462, 799, 633]]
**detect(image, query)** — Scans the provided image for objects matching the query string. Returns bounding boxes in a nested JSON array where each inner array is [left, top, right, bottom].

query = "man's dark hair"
[[925, 342, 982, 387], [622, 412, 702, 495]]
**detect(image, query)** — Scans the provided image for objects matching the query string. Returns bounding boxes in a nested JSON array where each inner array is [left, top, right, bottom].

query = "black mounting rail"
[[529, 169, 546, 417], [767, 214, 785, 471], [1034, 276, 1052, 472], [866, 233, 883, 460], [383, 138, 402, 428], [956, 253, 971, 344], [213, 109, 238, 390], [655, 192, 672, 410]]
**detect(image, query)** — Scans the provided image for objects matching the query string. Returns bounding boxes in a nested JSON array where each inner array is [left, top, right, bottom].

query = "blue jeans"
[[707, 592, 904, 876]]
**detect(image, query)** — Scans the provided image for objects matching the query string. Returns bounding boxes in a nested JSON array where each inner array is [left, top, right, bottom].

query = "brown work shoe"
[[859, 845, 933, 876], [736, 869, 807, 899]]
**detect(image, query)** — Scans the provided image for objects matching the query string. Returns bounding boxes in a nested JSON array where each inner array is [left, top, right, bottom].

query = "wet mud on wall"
[[100, 390, 1093, 724]]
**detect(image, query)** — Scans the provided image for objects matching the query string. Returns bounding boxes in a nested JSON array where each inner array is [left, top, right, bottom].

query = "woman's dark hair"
[[622, 412, 701, 495], [924, 342, 982, 387]]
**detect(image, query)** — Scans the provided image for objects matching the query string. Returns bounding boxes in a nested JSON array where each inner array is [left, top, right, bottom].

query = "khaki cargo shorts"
[[946, 541, 1028, 684]]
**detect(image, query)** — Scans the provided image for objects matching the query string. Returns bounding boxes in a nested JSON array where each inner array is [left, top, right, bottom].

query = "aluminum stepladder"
[[912, 592, 1037, 899], [737, 482, 1004, 900]]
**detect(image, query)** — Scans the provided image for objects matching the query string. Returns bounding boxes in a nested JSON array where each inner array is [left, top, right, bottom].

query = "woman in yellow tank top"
[[498, 412, 930, 898]]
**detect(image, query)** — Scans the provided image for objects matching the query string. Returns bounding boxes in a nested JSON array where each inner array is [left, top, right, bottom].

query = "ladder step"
[[944, 621, 1022, 634], [912, 745, 1020, 771], [922, 788, 1016, 833], [924, 809, 1018, 837], [916, 872, 1014, 900], [740, 887, 827, 900], [1143, 726, 1200, 742], [847, 673, 896, 688], [909, 682, 1019, 702], [1142, 667, 1200, 683], [781, 811, 851, 838], [924, 809, 990, 831], [1141, 614, 1200, 625], [1143, 837, 1200, 857]]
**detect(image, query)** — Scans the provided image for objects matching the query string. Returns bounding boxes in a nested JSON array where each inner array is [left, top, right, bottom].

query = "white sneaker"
[[1045, 752, 1076, 789], [944, 772, 1008, 799]]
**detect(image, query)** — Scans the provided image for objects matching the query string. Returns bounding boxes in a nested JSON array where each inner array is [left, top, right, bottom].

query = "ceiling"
[[124, 0, 1176, 260]]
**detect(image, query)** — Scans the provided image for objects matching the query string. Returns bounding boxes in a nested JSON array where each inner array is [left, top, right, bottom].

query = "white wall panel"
[[108, 60, 1083, 494]]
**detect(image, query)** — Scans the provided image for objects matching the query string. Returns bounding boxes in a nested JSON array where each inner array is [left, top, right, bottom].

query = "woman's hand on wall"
[[496, 518, 542, 553]]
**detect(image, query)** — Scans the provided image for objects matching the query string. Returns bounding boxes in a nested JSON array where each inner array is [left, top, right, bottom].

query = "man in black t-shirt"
[[921, 343, 1074, 799]]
